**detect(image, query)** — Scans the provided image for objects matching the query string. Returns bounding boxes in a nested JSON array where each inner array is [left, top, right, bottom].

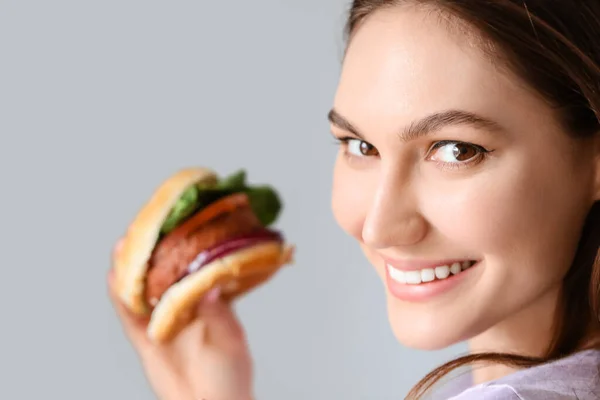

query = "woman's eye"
[[347, 139, 379, 157], [428, 141, 484, 163]]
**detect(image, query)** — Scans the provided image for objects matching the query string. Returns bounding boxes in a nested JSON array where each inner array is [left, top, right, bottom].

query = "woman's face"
[[331, 7, 600, 350]]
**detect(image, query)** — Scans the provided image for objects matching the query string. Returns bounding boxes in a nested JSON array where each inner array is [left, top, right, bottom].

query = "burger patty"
[[144, 194, 262, 306]]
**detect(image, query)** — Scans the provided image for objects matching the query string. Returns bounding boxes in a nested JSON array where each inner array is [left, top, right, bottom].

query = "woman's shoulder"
[[449, 349, 600, 400]]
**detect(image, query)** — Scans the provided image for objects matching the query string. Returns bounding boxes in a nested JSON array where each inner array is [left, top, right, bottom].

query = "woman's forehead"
[[334, 7, 556, 140]]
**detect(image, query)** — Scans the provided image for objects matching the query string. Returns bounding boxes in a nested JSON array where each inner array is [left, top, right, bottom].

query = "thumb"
[[186, 288, 247, 350]]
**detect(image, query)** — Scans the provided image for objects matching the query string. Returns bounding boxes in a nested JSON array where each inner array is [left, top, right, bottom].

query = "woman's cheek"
[[418, 174, 522, 252]]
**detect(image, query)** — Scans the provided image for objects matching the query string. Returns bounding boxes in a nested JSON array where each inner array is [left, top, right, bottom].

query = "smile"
[[386, 260, 477, 285]]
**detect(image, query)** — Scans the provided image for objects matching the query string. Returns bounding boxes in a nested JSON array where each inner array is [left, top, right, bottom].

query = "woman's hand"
[[108, 239, 254, 400]]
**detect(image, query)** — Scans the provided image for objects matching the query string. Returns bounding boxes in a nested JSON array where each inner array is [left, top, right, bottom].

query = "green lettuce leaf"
[[215, 169, 246, 191], [245, 185, 281, 226], [159, 169, 282, 234], [160, 185, 200, 234]]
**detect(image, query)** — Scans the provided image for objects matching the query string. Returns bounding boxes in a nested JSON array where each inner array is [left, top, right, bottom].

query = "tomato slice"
[[158, 192, 250, 243], [188, 192, 250, 227]]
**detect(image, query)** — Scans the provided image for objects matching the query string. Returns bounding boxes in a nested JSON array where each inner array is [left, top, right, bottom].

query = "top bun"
[[114, 167, 219, 315]]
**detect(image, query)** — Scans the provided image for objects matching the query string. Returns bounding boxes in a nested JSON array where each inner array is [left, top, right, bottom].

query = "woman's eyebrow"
[[328, 108, 505, 141], [328, 108, 364, 139], [402, 109, 505, 142]]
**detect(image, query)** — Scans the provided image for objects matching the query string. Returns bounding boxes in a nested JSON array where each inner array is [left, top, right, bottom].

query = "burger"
[[113, 167, 295, 343]]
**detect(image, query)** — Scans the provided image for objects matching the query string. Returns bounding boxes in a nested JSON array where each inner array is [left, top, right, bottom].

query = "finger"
[[194, 288, 247, 349]]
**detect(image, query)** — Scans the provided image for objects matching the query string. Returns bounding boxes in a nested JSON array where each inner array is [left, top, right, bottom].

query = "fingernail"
[[205, 287, 222, 303]]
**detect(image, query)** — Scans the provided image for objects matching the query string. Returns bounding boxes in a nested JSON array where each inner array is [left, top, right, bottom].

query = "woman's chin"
[[386, 306, 468, 351], [391, 329, 459, 351]]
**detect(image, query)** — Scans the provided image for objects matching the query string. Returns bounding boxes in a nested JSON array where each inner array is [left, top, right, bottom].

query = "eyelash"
[[427, 140, 491, 170], [333, 136, 376, 165], [333, 136, 492, 170]]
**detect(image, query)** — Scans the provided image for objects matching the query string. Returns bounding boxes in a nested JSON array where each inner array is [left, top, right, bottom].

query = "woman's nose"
[[361, 174, 428, 250]]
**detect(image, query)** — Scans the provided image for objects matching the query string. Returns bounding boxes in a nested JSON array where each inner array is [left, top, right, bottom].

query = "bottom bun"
[[146, 241, 294, 343]]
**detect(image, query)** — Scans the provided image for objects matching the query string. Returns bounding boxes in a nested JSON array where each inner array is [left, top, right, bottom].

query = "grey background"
[[0, 1, 465, 399]]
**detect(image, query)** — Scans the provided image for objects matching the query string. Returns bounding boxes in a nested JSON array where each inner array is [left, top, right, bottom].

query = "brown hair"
[[343, 1, 600, 399]]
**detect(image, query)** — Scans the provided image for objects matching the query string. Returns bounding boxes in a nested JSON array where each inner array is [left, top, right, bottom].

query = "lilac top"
[[431, 349, 600, 399]]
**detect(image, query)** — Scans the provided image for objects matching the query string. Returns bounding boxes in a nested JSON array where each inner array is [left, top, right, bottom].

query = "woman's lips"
[[384, 259, 481, 302]]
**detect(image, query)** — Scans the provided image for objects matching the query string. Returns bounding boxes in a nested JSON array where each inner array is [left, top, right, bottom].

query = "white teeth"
[[435, 265, 450, 279], [387, 261, 476, 285], [388, 265, 407, 283], [405, 270, 422, 285], [421, 268, 435, 283], [450, 263, 462, 275]]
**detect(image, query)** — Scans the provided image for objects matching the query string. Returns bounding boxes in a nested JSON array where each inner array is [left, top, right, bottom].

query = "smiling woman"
[[330, 1, 600, 399], [108, 1, 600, 400]]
